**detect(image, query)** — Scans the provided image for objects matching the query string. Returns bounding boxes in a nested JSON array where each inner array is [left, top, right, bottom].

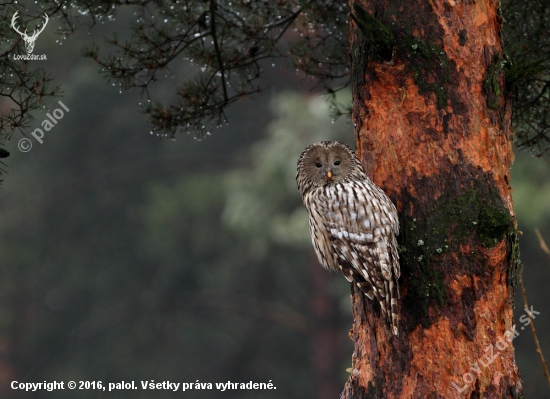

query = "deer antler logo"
[[11, 11, 49, 54]]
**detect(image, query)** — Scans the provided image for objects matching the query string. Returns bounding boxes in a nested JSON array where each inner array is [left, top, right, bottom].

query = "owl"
[[296, 141, 400, 335]]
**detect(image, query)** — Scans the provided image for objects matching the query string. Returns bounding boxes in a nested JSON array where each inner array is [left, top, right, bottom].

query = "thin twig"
[[209, 0, 228, 104], [519, 264, 550, 388], [535, 228, 550, 259], [0, 37, 21, 58]]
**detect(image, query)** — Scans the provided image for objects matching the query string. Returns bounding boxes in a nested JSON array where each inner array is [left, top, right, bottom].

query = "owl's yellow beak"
[[326, 170, 332, 180]]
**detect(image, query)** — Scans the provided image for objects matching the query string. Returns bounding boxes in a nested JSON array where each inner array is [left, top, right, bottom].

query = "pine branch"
[[535, 228, 550, 259], [519, 263, 550, 389]]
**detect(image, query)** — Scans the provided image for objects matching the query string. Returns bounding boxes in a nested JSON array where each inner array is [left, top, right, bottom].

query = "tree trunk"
[[344, 0, 522, 398]]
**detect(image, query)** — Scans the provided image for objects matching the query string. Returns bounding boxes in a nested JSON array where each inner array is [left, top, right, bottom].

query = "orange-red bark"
[[344, 0, 522, 397]]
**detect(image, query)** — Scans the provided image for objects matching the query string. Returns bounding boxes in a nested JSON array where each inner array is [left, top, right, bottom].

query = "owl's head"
[[296, 141, 365, 195]]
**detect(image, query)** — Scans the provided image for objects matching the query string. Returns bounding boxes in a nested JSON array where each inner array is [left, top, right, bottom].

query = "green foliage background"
[[0, 23, 357, 396]]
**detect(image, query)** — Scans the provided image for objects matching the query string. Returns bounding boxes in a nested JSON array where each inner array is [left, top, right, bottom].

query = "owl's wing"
[[338, 240, 399, 335], [322, 180, 399, 244], [306, 201, 341, 272], [319, 180, 399, 276], [318, 180, 400, 334]]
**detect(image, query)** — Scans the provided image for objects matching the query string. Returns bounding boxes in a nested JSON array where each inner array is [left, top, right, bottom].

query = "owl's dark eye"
[[315, 163, 322, 168], [334, 161, 341, 166]]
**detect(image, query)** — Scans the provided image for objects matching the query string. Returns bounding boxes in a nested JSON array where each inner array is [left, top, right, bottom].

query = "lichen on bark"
[[398, 164, 514, 330]]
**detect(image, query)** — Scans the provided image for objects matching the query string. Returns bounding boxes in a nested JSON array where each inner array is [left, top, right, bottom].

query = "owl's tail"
[[377, 240, 400, 336], [377, 278, 399, 336], [388, 279, 400, 336], [339, 260, 399, 336]]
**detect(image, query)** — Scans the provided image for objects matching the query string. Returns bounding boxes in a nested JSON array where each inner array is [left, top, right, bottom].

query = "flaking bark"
[[343, 0, 522, 397]]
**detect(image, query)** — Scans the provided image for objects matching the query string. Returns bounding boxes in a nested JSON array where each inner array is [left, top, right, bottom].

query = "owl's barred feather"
[[296, 141, 400, 335]]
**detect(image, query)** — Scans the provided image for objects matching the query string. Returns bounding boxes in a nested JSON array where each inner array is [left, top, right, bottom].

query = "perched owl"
[[296, 141, 400, 335]]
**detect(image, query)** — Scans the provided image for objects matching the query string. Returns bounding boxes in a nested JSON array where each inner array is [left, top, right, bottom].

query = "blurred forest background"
[[0, 4, 549, 399]]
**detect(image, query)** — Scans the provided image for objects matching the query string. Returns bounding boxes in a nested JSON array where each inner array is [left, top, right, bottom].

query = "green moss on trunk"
[[404, 37, 450, 109], [398, 165, 514, 330], [352, 3, 457, 110], [352, 4, 395, 61], [484, 54, 507, 110], [507, 229, 521, 300]]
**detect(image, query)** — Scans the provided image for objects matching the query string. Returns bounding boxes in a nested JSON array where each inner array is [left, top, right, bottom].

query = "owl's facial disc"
[[307, 146, 350, 185]]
